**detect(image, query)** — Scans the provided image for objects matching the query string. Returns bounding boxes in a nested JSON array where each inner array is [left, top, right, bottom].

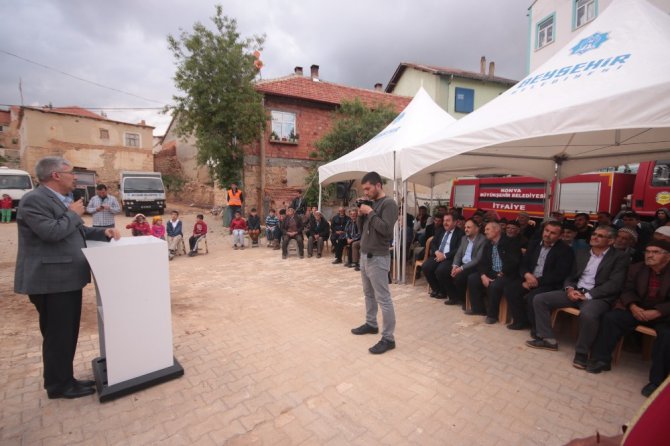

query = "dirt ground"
[[0, 201, 653, 445]]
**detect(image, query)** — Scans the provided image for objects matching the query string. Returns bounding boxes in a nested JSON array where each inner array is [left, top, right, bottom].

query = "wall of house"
[[0, 108, 21, 168], [19, 109, 154, 187], [528, 0, 670, 73], [389, 67, 511, 118]]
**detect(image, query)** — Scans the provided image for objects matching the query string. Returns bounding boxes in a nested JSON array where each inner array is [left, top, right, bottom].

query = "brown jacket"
[[620, 262, 670, 319]]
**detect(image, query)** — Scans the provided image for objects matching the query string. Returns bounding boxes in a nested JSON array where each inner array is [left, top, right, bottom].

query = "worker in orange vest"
[[226, 183, 244, 227]]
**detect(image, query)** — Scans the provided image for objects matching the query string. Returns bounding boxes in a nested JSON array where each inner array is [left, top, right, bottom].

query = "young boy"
[[265, 209, 279, 247], [167, 210, 183, 260], [188, 214, 208, 256], [230, 211, 247, 250]]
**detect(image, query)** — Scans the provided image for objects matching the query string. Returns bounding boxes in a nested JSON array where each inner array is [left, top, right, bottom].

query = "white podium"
[[83, 236, 183, 402]]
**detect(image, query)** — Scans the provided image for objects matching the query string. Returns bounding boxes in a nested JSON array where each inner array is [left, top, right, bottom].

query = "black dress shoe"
[[585, 360, 611, 374], [464, 309, 486, 316], [354, 264, 360, 271], [525, 339, 558, 351], [73, 378, 95, 388], [641, 382, 659, 397], [444, 298, 460, 306], [47, 383, 96, 399], [351, 323, 379, 335], [572, 353, 588, 370], [369, 338, 395, 354], [485, 317, 498, 324], [431, 293, 446, 299], [429, 290, 439, 297], [332, 259, 342, 264], [344, 263, 353, 267]]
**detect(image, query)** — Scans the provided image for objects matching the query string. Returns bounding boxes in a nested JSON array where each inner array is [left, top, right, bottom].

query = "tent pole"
[[430, 173, 435, 213], [401, 180, 408, 284], [318, 184, 322, 210]]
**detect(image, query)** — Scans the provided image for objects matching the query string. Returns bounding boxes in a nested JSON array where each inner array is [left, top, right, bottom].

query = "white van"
[[0, 166, 34, 215]]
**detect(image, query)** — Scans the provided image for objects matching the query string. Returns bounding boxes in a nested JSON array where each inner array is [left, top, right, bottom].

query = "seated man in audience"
[[246, 207, 261, 247], [281, 207, 304, 259], [265, 208, 279, 247], [306, 210, 330, 258], [421, 212, 464, 299], [526, 226, 630, 369], [415, 213, 443, 262], [330, 207, 350, 264], [166, 210, 183, 260], [620, 210, 653, 255], [655, 226, 670, 243], [344, 208, 362, 270], [444, 218, 486, 307], [273, 209, 286, 250], [574, 212, 593, 241], [614, 227, 643, 263], [467, 221, 522, 324], [586, 240, 670, 397], [562, 221, 590, 253], [413, 205, 433, 246], [596, 211, 613, 228], [516, 211, 536, 241], [188, 214, 208, 257], [550, 211, 565, 223], [505, 221, 574, 331]]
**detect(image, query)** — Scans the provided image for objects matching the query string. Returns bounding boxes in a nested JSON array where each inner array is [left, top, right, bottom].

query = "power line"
[[0, 49, 167, 105]]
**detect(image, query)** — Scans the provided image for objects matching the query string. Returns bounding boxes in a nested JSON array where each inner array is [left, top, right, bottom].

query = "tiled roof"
[[255, 75, 411, 112], [20, 106, 154, 128], [386, 62, 518, 93]]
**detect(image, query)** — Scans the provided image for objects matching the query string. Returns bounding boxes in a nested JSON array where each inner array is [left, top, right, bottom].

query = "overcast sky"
[[0, 0, 531, 135]]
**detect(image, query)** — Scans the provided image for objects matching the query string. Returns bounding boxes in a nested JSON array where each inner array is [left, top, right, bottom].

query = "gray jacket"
[[358, 196, 398, 256], [452, 233, 487, 273], [14, 186, 110, 295]]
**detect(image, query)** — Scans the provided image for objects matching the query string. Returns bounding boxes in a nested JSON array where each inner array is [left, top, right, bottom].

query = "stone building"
[[15, 106, 154, 188], [160, 65, 411, 214]]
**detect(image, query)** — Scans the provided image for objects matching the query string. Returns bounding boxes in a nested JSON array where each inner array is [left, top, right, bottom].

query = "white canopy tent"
[[318, 87, 456, 283], [400, 0, 670, 194], [318, 87, 456, 186]]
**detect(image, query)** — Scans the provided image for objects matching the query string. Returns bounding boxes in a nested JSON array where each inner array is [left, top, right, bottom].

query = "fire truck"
[[451, 160, 670, 221]]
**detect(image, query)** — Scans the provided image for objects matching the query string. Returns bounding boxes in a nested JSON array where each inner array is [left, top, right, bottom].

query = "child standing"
[[188, 214, 208, 256], [0, 194, 12, 223], [151, 216, 166, 240], [230, 211, 248, 250]]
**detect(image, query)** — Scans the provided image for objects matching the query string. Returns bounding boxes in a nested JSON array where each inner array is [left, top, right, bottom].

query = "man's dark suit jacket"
[[620, 262, 670, 320], [564, 247, 631, 302], [428, 226, 445, 257], [430, 226, 464, 262], [281, 214, 304, 237], [520, 239, 575, 289], [478, 234, 522, 279], [14, 185, 109, 295]]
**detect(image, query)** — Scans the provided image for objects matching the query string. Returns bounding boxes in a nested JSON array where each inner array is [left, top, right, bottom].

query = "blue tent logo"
[[570, 32, 609, 55]]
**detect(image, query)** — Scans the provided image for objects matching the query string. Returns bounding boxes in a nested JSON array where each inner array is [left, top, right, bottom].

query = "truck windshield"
[[0, 175, 33, 189], [124, 178, 164, 193], [652, 160, 670, 187]]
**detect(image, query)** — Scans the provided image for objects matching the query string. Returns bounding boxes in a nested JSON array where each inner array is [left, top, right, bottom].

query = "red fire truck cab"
[[450, 160, 670, 221]]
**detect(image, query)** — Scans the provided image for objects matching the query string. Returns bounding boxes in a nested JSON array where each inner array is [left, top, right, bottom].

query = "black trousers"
[[591, 309, 670, 386], [468, 274, 515, 319], [503, 280, 556, 327], [282, 234, 304, 256], [29, 290, 83, 393], [422, 257, 453, 294], [443, 268, 477, 305], [332, 238, 347, 261]]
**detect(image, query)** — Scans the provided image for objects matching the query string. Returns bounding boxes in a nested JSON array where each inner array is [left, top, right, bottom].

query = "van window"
[[651, 160, 670, 187], [0, 174, 32, 189], [124, 178, 163, 192]]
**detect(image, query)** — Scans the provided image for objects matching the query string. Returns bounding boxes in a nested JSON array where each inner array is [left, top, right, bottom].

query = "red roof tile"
[[255, 75, 411, 112]]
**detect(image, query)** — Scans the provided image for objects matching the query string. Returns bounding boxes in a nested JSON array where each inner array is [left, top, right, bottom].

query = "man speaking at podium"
[[14, 156, 120, 399]]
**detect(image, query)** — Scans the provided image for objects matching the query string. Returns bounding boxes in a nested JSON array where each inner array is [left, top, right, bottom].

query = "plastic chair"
[[412, 236, 433, 286]]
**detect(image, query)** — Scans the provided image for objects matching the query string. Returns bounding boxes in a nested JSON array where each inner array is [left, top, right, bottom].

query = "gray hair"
[[596, 225, 618, 239], [35, 156, 71, 182]]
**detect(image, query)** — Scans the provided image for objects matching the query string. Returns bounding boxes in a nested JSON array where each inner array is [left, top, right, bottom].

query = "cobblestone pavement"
[[0, 208, 651, 445]]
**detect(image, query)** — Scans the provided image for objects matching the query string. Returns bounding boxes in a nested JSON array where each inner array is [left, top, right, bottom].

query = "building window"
[[536, 14, 555, 49], [125, 132, 140, 147], [270, 111, 296, 141], [100, 128, 109, 139], [575, 0, 597, 29], [454, 87, 474, 113], [0, 125, 5, 133]]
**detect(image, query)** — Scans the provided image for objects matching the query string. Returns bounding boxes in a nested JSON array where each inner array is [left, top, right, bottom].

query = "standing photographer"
[[350, 171, 399, 354], [86, 184, 121, 228]]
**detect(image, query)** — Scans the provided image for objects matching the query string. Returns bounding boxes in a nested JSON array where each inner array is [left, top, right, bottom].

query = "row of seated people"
[[126, 210, 208, 259], [262, 206, 362, 265], [421, 211, 670, 397]]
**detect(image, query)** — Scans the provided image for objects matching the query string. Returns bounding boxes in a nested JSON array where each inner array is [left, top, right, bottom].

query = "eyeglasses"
[[54, 170, 75, 176]]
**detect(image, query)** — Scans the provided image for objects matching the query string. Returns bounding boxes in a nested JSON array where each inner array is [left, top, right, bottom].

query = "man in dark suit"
[[586, 240, 670, 397], [14, 156, 120, 399], [527, 225, 630, 369], [443, 218, 486, 307], [467, 221, 522, 324], [421, 212, 464, 299], [505, 221, 574, 331]]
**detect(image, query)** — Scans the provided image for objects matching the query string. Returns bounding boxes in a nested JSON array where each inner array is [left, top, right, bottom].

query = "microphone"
[[72, 189, 83, 202]]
